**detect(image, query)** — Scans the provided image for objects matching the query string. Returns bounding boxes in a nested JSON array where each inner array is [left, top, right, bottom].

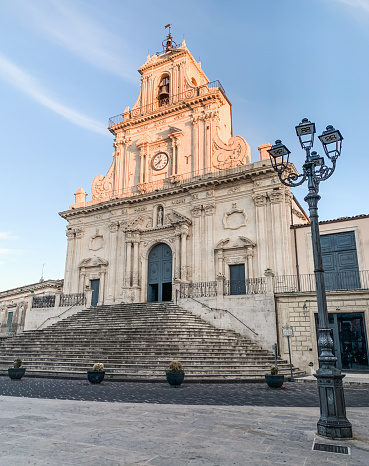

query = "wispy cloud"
[[0, 249, 22, 255], [330, 0, 369, 13], [0, 53, 107, 135], [23, 0, 137, 82], [0, 232, 18, 240]]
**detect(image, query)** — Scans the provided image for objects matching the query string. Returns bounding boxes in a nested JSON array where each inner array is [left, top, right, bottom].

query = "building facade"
[[59, 35, 307, 307]]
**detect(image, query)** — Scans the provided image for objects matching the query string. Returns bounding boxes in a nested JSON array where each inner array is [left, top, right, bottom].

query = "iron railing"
[[177, 283, 258, 335], [108, 80, 225, 127], [32, 295, 56, 308], [224, 278, 267, 295], [180, 281, 217, 298], [273, 270, 369, 293], [60, 293, 86, 307]]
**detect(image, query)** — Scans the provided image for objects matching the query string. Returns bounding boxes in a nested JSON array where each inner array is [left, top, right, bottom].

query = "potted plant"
[[166, 360, 185, 387], [265, 365, 284, 388], [8, 358, 26, 380], [87, 363, 105, 384]]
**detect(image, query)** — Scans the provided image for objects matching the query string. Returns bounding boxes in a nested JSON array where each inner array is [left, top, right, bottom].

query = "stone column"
[[174, 227, 181, 280], [132, 232, 140, 287], [216, 249, 224, 275], [98, 269, 106, 305], [191, 206, 202, 282], [191, 117, 199, 173], [78, 271, 85, 293], [246, 247, 254, 279], [107, 221, 119, 302], [204, 203, 215, 282], [116, 225, 126, 299], [253, 193, 268, 276], [269, 190, 287, 276], [72, 228, 83, 294], [180, 225, 189, 281], [64, 229, 76, 294], [125, 235, 132, 287]]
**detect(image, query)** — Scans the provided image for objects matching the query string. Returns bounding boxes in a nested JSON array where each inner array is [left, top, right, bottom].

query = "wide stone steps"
[[0, 302, 304, 381]]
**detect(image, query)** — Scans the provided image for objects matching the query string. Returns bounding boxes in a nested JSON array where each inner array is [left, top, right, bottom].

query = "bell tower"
[[70, 30, 251, 208]]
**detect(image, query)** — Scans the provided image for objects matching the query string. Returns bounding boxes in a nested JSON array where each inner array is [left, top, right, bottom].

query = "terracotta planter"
[[166, 372, 185, 387], [265, 374, 284, 388], [8, 368, 26, 380], [87, 371, 105, 384]]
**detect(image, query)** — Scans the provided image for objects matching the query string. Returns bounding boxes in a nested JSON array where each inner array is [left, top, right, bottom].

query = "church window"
[[191, 77, 197, 86], [158, 75, 170, 107]]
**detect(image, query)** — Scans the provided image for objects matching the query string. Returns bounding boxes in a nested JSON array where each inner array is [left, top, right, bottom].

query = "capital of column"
[[66, 229, 75, 240], [252, 193, 267, 207], [75, 228, 83, 239], [269, 190, 284, 204], [191, 206, 202, 218], [204, 203, 215, 216], [180, 224, 189, 236], [109, 221, 119, 233]]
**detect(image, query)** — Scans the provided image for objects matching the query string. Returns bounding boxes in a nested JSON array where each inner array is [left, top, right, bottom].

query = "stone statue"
[[158, 206, 163, 226]]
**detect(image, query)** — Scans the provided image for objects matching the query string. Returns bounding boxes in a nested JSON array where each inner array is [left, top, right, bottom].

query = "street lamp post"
[[268, 119, 352, 439]]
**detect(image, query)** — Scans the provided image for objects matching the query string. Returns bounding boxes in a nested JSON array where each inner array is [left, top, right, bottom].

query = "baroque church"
[[60, 31, 307, 306], [1, 31, 368, 378]]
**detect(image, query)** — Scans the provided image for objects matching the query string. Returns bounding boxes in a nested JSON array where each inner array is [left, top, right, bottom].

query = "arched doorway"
[[148, 243, 172, 302]]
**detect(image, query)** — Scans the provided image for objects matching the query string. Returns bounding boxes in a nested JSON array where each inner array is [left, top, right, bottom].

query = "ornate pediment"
[[165, 209, 192, 225], [79, 256, 108, 268], [215, 236, 255, 250]]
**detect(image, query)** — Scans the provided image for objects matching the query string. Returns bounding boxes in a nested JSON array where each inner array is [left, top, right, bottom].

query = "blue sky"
[[0, 0, 368, 291]]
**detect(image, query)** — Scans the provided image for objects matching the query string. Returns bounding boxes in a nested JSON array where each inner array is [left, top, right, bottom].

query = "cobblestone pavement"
[[0, 376, 368, 406]]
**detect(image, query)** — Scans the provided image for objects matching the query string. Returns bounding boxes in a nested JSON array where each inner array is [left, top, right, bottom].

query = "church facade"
[[60, 34, 307, 307]]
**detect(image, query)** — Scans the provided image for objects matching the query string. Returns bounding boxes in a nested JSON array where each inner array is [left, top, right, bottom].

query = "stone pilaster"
[[132, 232, 140, 287], [107, 221, 119, 302], [191, 205, 202, 281], [204, 203, 215, 282], [253, 193, 268, 276], [180, 224, 189, 281]]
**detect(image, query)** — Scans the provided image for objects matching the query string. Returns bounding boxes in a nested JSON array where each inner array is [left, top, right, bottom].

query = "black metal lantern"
[[267, 140, 290, 171], [318, 125, 343, 159], [295, 118, 316, 150]]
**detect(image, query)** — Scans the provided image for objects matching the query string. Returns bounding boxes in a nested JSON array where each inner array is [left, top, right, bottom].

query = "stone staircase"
[[0, 302, 304, 381]]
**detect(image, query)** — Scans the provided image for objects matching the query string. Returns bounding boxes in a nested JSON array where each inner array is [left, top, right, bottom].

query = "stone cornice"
[[59, 161, 277, 221], [110, 91, 228, 133], [0, 279, 64, 298]]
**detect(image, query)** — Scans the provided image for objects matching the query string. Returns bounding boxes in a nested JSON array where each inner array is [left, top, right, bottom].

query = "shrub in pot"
[[166, 360, 184, 387], [8, 358, 26, 380], [87, 363, 105, 384], [265, 365, 284, 388]]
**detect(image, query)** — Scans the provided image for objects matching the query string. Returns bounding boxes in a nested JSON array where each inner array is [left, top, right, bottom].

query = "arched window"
[[158, 75, 170, 107]]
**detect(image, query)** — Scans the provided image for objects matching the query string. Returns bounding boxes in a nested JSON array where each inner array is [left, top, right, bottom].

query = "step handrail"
[[176, 288, 258, 336], [35, 297, 86, 331]]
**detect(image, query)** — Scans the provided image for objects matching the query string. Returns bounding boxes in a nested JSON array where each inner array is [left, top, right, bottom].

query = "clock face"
[[152, 152, 169, 170]]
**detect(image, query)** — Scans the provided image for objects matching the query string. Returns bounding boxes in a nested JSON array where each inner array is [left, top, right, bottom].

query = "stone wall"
[[275, 290, 369, 374], [178, 292, 277, 351]]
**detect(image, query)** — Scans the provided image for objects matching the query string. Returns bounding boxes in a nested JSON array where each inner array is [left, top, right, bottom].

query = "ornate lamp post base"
[[314, 370, 352, 438]]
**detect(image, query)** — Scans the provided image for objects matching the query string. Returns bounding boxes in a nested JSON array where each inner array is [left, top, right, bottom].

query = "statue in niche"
[[157, 206, 164, 226]]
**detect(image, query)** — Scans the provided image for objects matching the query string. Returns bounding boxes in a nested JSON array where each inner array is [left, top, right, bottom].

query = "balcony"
[[273, 270, 369, 294], [108, 80, 226, 128]]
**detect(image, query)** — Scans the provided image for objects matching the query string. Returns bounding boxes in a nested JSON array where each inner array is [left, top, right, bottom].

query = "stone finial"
[[74, 188, 87, 207], [258, 143, 272, 161]]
